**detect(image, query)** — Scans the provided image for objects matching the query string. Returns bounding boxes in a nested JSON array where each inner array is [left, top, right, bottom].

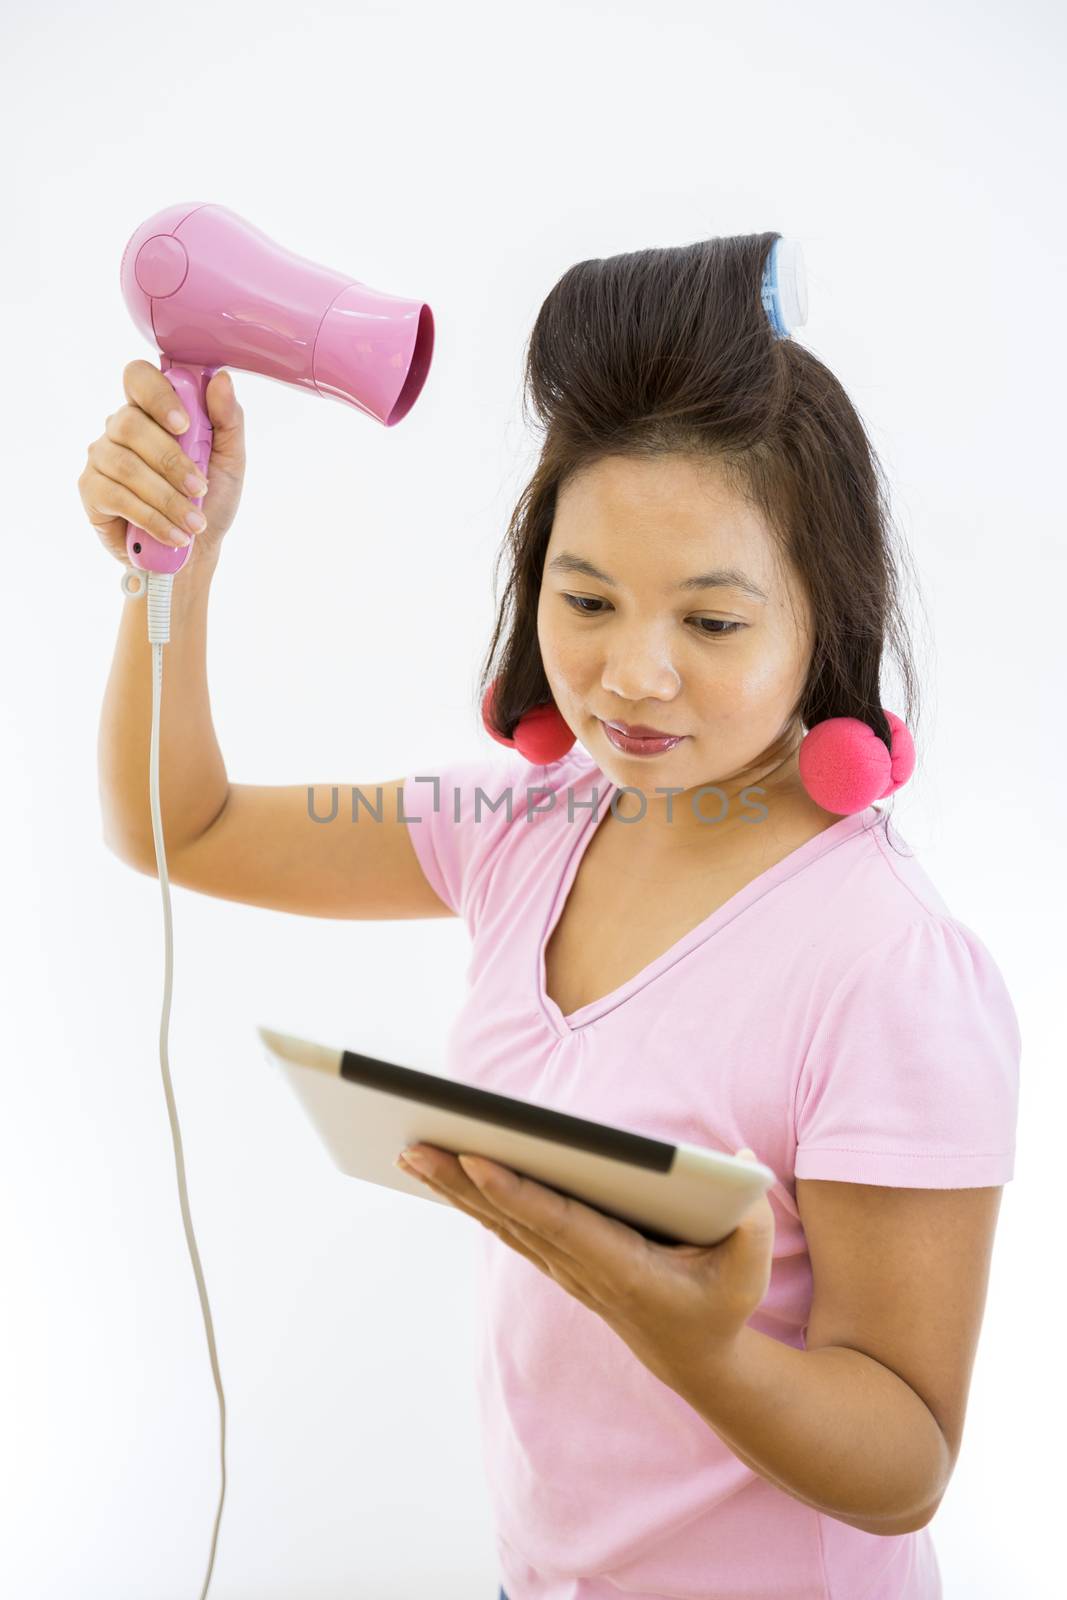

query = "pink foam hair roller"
[[120, 202, 435, 573]]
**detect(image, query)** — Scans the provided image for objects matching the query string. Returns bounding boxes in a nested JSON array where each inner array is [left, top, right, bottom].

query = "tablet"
[[258, 1026, 775, 1248]]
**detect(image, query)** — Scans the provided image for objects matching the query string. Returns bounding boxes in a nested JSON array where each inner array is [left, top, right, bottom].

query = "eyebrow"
[[546, 551, 768, 603]]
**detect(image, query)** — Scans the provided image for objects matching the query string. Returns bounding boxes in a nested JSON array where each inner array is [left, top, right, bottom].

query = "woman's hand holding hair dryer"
[[78, 360, 246, 567]]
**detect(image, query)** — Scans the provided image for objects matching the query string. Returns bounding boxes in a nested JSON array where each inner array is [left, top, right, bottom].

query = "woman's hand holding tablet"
[[395, 1139, 775, 1382]]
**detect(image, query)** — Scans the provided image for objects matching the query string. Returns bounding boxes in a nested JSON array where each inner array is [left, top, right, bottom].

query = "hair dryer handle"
[[125, 362, 218, 573]]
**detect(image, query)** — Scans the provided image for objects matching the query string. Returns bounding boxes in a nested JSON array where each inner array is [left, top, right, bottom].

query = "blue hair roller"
[[761, 236, 808, 338]]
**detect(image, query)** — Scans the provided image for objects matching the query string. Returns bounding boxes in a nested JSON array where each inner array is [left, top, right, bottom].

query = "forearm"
[[97, 544, 229, 864], [657, 1326, 951, 1536]]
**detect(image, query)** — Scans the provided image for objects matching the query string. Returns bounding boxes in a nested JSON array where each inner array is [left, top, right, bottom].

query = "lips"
[[605, 719, 681, 738], [600, 720, 686, 757]]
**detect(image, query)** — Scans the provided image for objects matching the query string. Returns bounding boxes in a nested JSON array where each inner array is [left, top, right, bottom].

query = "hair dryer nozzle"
[[315, 285, 434, 426]]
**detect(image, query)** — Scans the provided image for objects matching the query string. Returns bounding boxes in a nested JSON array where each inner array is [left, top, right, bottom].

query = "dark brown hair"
[[476, 231, 924, 799]]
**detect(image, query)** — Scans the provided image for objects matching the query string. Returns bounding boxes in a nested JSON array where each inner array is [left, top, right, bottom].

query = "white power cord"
[[120, 565, 227, 1599]]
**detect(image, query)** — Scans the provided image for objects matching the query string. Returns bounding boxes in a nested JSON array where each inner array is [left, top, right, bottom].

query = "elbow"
[[884, 1500, 941, 1536], [101, 829, 154, 876], [851, 1480, 948, 1538], [865, 1416, 954, 1536], [844, 1501, 940, 1538], [847, 1449, 952, 1537]]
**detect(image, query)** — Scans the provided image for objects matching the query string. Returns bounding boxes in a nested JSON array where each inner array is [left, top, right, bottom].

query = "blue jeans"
[[499, 1590, 508, 1599]]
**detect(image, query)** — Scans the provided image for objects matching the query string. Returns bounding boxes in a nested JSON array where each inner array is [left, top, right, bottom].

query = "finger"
[[401, 1153, 551, 1258], [123, 358, 194, 436], [715, 1148, 775, 1264], [405, 1159, 622, 1316], [96, 430, 207, 533], [203, 367, 242, 435], [400, 1160, 552, 1274], [410, 1147, 592, 1271], [105, 405, 210, 499], [200, 370, 246, 481], [80, 461, 193, 549], [461, 1154, 646, 1302]]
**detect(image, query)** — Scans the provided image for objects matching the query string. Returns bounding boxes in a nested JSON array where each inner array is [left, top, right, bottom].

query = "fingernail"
[[401, 1148, 430, 1175], [184, 473, 208, 496], [168, 410, 189, 432]]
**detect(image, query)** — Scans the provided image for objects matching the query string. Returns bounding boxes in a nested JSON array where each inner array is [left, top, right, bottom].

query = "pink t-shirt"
[[402, 744, 1020, 1600]]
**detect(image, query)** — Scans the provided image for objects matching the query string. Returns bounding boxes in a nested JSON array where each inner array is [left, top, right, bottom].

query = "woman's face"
[[537, 453, 816, 821]]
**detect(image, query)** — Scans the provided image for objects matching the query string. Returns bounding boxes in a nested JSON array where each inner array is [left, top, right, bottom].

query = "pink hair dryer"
[[120, 202, 435, 574]]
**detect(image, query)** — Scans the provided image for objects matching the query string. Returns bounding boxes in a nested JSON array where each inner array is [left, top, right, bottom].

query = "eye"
[[560, 593, 745, 638]]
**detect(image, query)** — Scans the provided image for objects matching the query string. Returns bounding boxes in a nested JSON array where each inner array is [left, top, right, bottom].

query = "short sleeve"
[[401, 751, 529, 926], [794, 917, 1021, 1187]]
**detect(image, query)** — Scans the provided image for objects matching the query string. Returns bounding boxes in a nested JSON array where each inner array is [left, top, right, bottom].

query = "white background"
[[2, 1, 1063, 1595]]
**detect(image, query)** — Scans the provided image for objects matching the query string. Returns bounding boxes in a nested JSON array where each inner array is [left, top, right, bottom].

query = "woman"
[[85, 232, 1020, 1600]]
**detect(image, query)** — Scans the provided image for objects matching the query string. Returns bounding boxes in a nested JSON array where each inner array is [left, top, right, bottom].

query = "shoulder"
[[400, 743, 601, 918], [788, 806, 1017, 1030], [804, 805, 955, 964]]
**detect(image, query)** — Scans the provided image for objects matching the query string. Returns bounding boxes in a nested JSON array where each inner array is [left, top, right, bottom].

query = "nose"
[[599, 635, 681, 704]]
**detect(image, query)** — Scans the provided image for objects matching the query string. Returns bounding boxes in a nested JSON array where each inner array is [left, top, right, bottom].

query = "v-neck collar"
[[535, 765, 883, 1039]]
